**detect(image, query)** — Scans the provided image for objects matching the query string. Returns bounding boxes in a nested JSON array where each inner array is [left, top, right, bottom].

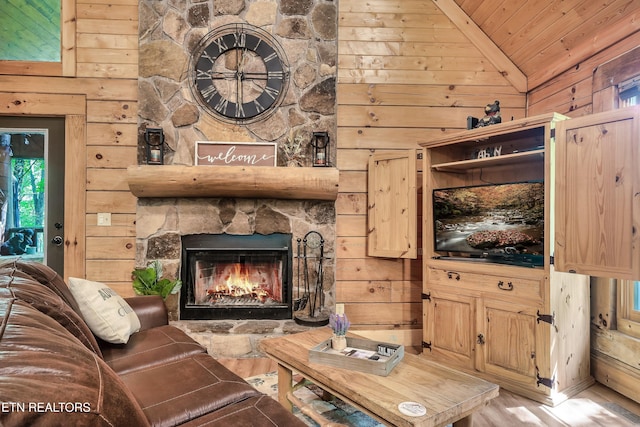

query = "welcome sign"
[[195, 142, 277, 166]]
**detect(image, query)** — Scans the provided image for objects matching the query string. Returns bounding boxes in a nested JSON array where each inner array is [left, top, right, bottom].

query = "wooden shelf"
[[127, 165, 339, 201], [431, 149, 545, 172], [419, 112, 568, 148]]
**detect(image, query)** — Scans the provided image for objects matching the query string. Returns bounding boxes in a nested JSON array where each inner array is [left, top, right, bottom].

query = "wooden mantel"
[[126, 165, 339, 201]]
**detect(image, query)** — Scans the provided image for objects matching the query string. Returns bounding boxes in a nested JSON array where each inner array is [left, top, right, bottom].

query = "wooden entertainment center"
[[420, 113, 591, 406], [362, 108, 640, 405]]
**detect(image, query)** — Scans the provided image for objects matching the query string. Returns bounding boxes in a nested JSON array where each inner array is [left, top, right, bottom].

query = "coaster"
[[398, 401, 427, 417]]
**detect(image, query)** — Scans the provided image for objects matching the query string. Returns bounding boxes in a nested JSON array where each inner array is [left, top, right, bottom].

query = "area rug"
[[245, 371, 385, 427]]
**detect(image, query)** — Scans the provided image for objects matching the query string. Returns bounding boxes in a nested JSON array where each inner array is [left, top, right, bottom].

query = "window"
[[0, 0, 61, 62], [0, 131, 46, 258], [0, 0, 74, 77], [618, 76, 640, 108], [618, 280, 640, 338]]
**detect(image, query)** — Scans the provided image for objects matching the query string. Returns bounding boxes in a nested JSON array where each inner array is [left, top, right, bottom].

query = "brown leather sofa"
[[0, 259, 305, 427]]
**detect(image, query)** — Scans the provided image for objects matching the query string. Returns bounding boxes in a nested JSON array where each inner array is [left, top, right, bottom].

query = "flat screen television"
[[432, 181, 545, 267]]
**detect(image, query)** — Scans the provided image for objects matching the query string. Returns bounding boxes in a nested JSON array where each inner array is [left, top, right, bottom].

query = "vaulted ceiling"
[[454, 0, 640, 90], [3, 0, 639, 93]]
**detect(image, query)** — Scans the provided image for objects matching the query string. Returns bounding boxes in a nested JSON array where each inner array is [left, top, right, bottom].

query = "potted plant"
[[329, 312, 350, 351], [131, 260, 182, 299]]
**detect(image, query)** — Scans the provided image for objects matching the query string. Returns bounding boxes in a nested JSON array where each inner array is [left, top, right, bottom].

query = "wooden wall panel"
[[86, 236, 136, 259], [87, 169, 130, 191], [527, 32, 640, 117], [86, 123, 138, 145], [86, 213, 136, 237], [0, 0, 139, 286], [0, 75, 138, 100], [336, 0, 526, 346]]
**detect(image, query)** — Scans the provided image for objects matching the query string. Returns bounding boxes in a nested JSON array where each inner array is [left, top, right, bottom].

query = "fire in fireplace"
[[180, 233, 293, 320]]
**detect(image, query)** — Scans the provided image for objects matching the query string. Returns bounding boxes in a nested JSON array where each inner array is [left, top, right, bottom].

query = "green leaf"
[[132, 261, 180, 300], [158, 278, 181, 299]]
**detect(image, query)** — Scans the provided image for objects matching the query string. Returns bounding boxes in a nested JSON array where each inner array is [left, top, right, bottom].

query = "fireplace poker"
[[316, 241, 325, 310], [295, 238, 307, 311], [302, 237, 312, 315]]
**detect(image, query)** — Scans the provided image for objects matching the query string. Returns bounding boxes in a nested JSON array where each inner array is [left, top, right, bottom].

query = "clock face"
[[191, 24, 289, 124]]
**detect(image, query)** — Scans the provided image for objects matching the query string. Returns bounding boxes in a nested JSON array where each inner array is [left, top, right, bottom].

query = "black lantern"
[[310, 132, 330, 167], [144, 128, 164, 165]]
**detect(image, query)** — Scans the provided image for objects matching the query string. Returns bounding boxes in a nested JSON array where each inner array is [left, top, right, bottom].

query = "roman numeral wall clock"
[[190, 23, 290, 124]]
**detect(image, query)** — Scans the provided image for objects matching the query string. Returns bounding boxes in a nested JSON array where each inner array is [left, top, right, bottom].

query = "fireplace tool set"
[[293, 231, 330, 326]]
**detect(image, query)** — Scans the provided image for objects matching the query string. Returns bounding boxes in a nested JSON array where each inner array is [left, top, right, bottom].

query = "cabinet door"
[[477, 298, 542, 386], [555, 107, 640, 279], [423, 290, 475, 369], [367, 150, 417, 258]]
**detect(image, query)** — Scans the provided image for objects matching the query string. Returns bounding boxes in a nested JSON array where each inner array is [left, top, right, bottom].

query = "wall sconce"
[[311, 131, 330, 167], [144, 128, 164, 165]]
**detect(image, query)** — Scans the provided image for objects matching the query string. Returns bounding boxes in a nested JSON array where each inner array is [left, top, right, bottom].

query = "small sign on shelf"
[[471, 145, 503, 159], [195, 141, 277, 166]]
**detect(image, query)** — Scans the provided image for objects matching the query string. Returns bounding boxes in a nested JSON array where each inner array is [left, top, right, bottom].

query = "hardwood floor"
[[220, 357, 640, 426]]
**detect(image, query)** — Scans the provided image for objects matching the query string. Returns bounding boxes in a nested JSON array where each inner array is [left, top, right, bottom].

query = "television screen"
[[433, 182, 544, 266]]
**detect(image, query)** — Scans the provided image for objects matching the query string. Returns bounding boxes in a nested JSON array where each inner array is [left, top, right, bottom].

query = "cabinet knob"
[[447, 271, 461, 281], [477, 334, 485, 345], [497, 281, 514, 291]]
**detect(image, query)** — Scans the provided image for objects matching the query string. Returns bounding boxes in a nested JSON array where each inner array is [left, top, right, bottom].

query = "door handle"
[[51, 236, 64, 246]]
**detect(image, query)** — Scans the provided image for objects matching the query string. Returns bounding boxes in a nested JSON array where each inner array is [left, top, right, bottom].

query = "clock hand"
[[236, 48, 247, 103], [237, 68, 242, 103], [238, 72, 269, 80], [209, 71, 236, 80]]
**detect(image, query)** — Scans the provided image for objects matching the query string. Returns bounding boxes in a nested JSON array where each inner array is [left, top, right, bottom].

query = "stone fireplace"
[[180, 233, 293, 320], [135, 0, 338, 355], [135, 197, 335, 323]]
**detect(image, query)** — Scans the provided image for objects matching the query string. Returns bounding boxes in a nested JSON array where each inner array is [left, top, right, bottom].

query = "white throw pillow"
[[68, 277, 141, 344]]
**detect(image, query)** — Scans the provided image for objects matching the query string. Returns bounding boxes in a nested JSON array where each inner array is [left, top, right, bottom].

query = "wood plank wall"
[[78, 0, 138, 296], [528, 32, 640, 117], [336, 0, 526, 349], [0, 0, 138, 295]]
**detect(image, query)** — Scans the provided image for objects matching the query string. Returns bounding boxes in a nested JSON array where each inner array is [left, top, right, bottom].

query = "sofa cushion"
[[101, 324, 207, 375], [125, 295, 169, 330], [181, 395, 308, 427], [0, 298, 149, 427], [69, 277, 141, 344], [179, 394, 306, 427], [0, 258, 82, 313], [120, 353, 262, 427], [0, 274, 103, 356]]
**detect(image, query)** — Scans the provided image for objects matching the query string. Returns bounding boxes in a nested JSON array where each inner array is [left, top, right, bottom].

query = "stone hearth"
[[172, 319, 314, 358]]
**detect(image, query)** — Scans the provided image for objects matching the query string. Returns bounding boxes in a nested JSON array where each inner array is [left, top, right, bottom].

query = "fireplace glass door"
[[180, 234, 292, 320]]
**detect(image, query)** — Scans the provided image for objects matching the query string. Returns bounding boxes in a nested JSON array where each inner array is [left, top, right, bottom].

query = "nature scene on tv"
[[433, 182, 544, 256]]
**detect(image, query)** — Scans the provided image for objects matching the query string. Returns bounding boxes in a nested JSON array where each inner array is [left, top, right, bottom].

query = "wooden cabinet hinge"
[[422, 292, 431, 301], [422, 341, 432, 351], [536, 367, 556, 389], [536, 310, 558, 332]]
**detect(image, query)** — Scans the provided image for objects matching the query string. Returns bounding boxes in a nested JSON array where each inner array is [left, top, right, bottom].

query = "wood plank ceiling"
[[454, 0, 640, 90]]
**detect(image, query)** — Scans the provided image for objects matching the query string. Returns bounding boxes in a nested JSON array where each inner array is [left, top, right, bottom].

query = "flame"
[[207, 263, 270, 301]]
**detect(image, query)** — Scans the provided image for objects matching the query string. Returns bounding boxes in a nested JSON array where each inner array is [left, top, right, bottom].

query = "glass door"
[[0, 117, 65, 275]]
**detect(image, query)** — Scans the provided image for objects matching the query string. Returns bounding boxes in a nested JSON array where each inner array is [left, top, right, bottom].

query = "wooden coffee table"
[[260, 329, 498, 427]]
